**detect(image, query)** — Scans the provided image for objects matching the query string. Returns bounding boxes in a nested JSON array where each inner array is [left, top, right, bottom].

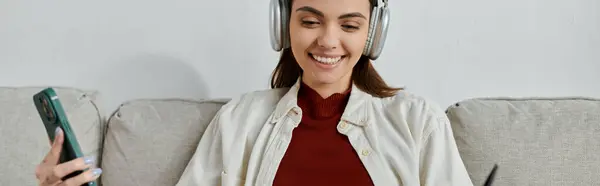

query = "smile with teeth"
[[310, 53, 344, 65]]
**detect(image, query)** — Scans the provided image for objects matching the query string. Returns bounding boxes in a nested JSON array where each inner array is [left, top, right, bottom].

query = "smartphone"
[[33, 88, 97, 186]]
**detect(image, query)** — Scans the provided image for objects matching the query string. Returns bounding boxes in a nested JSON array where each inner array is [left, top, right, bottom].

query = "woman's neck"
[[301, 77, 352, 99]]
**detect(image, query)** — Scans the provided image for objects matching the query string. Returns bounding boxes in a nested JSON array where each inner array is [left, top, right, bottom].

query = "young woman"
[[35, 0, 473, 185], [175, 0, 473, 185]]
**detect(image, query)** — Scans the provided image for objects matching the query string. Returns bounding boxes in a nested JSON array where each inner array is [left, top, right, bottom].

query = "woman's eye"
[[342, 25, 360, 30], [301, 20, 320, 26]]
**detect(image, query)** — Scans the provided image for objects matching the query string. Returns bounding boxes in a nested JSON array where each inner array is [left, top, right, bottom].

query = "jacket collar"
[[269, 78, 372, 126]]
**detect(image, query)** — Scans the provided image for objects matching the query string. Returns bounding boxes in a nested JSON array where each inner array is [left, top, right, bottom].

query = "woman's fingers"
[[58, 168, 102, 186], [42, 127, 64, 166], [50, 156, 96, 183], [36, 127, 100, 186], [38, 127, 65, 184], [38, 128, 97, 185]]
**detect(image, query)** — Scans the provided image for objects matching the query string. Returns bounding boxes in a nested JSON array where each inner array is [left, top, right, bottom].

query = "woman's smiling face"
[[288, 0, 371, 88]]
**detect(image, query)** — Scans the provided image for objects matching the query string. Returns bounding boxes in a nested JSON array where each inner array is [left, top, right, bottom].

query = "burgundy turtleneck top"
[[272, 82, 374, 186]]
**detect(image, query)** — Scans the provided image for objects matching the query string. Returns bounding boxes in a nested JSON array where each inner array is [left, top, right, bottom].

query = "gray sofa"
[[2, 87, 599, 186]]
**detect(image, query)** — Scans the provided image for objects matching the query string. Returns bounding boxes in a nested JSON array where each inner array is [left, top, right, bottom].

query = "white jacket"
[[175, 80, 474, 186]]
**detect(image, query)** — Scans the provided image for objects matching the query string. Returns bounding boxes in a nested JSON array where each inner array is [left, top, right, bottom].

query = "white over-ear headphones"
[[269, 0, 390, 60]]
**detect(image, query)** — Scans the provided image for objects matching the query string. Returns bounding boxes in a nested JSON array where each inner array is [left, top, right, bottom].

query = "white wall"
[[1, 0, 599, 113]]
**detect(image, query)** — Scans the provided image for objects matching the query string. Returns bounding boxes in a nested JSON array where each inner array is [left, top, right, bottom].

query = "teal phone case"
[[33, 88, 97, 186]]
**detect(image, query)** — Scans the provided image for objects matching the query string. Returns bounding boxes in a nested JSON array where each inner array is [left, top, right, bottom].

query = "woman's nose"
[[316, 26, 340, 49]]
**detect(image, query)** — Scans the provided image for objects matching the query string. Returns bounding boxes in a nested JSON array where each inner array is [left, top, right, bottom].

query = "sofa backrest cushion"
[[446, 97, 600, 185], [101, 98, 229, 186]]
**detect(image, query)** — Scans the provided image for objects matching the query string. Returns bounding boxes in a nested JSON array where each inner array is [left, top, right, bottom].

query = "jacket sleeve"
[[418, 106, 474, 186], [175, 105, 228, 186]]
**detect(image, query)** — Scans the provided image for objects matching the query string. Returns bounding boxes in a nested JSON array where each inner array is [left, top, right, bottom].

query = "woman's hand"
[[35, 127, 102, 186]]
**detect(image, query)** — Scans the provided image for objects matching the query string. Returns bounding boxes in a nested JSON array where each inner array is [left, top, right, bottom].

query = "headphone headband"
[[269, 0, 390, 60], [372, 0, 387, 7]]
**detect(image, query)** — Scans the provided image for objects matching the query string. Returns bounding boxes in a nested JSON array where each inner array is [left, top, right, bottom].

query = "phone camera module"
[[40, 97, 55, 121]]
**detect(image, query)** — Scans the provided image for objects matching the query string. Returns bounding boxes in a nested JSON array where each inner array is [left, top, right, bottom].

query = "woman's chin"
[[304, 72, 345, 85]]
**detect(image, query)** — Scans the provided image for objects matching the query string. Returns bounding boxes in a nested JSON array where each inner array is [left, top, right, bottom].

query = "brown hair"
[[269, 48, 403, 98]]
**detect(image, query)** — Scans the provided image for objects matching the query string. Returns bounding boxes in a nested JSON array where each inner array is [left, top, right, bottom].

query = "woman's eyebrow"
[[296, 6, 367, 20], [338, 12, 366, 20], [296, 6, 324, 17]]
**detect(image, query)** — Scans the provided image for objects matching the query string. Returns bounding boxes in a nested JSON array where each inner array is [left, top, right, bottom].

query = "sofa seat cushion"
[[101, 98, 229, 186], [446, 97, 600, 186], [0, 87, 104, 186]]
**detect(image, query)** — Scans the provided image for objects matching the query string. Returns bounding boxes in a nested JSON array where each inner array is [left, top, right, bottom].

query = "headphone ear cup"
[[269, 0, 288, 51], [364, 6, 390, 60], [363, 6, 380, 57], [370, 7, 390, 60]]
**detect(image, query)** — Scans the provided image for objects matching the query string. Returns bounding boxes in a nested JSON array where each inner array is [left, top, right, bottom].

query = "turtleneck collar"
[[297, 81, 351, 119]]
